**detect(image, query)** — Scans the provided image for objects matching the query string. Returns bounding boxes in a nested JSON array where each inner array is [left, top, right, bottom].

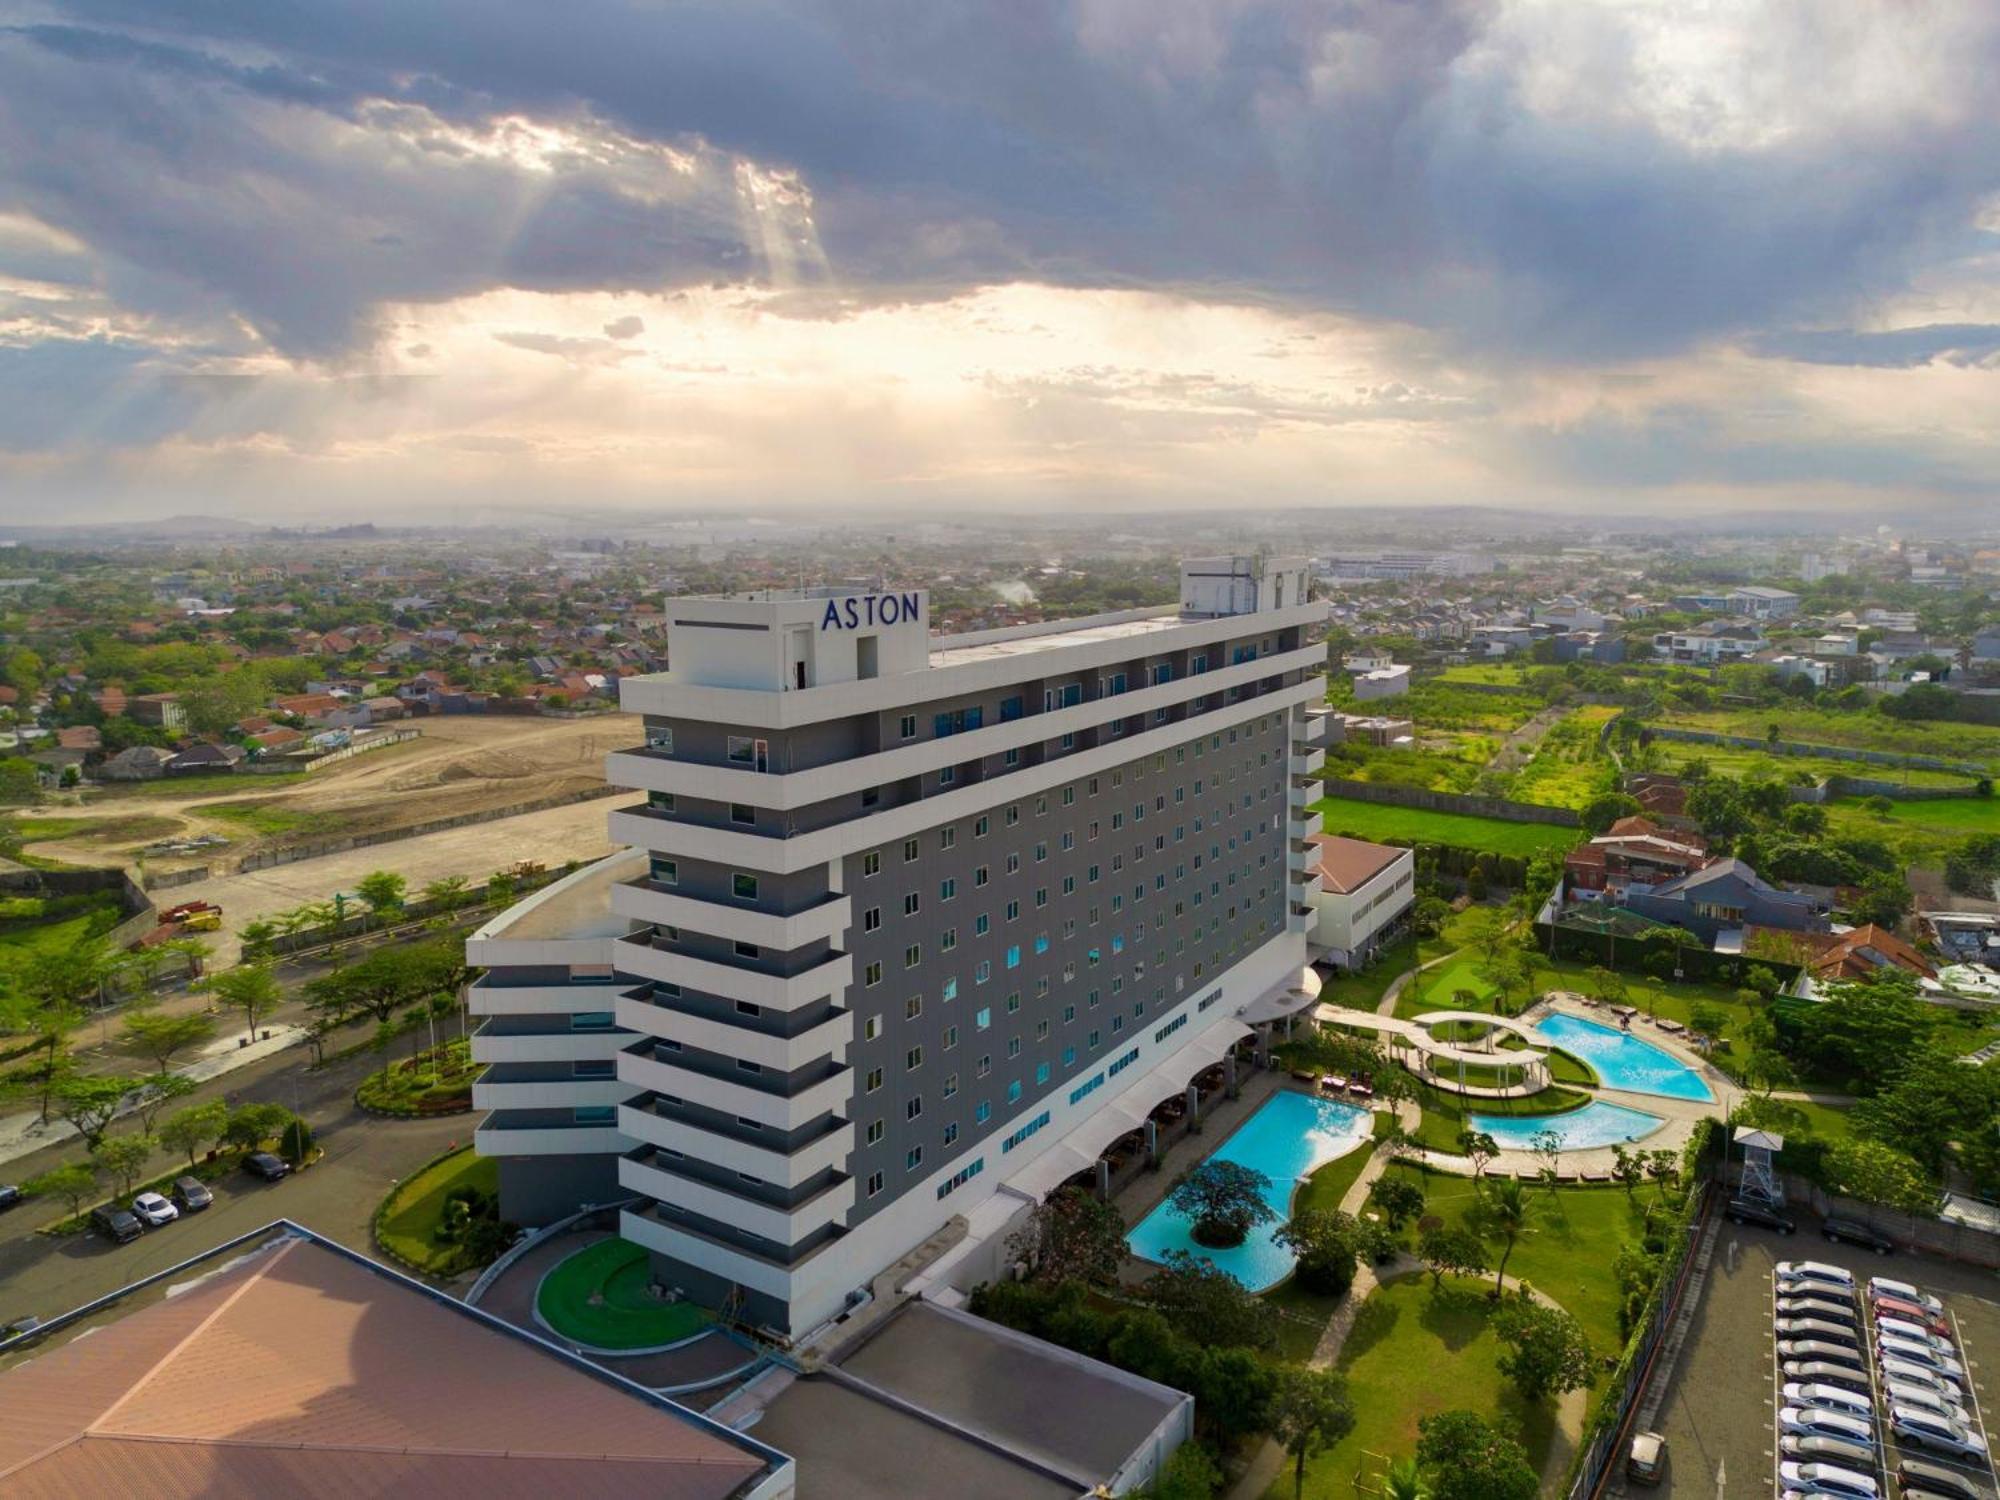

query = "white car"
[[1784, 1272, 1856, 1296], [1877, 1357, 1963, 1399], [1778, 1297, 1859, 1324], [1884, 1382, 1972, 1428], [1876, 1315, 1953, 1350], [1782, 1383, 1872, 1418], [1878, 1336, 1966, 1380], [1887, 1406, 1988, 1462], [1778, 1407, 1876, 1447], [129, 1191, 178, 1227], [1867, 1277, 1941, 1315], [1778, 1460, 1878, 1498]]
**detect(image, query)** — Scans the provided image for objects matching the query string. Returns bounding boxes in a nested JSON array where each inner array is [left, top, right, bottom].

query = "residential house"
[[167, 742, 246, 774], [56, 724, 102, 752], [126, 691, 186, 731], [1660, 619, 1766, 662], [250, 726, 307, 752], [98, 744, 175, 781], [1563, 817, 1711, 900], [1551, 630, 1625, 664], [1618, 858, 1827, 945], [1351, 664, 1410, 701]]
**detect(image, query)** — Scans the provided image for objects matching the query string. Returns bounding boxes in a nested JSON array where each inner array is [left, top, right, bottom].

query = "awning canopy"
[[1238, 965, 1322, 1025]]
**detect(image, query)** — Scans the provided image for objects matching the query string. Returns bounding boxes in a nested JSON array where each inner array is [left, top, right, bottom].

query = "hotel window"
[[905, 995, 923, 1021], [727, 735, 756, 764], [865, 961, 883, 986], [866, 1119, 885, 1145], [907, 1094, 923, 1119], [944, 1071, 959, 1097], [735, 999, 760, 1016], [944, 1025, 958, 1050], [943, 1122, 959, 1146], [865, 1067, 884, 1092], [975, 815, 990, 837], [899, 713, 917, 739], [731, 871, 759, 901], [650, 856, 678, 885], [864, 1015, 881, 1041], [906, 1146, 923, 1172], [864, 906, 882, 932], [647, 790, 676, 812], [974, 865, 989, 888], [1007, 1080, 1022, 1103], [1007, 1038, 1021, 1059], [1036, 1062, 1050, 1085], [975, 1101, 991, 1124], [730, 803, 755, 825], [975, 959, 991, 983], [975, 914, 990, 936], [940, 878, 957, 901], [571, 1011, 615, 1032], [1005, 945, 1021, 969], [904, 944, 922, 969], [867, 1170, 884, 1197], [574, 1106, 616, 1125], [976, 1006, 992, 1030], [977, 1054, 991, 1077], [902, 838, 920, 862], [863, 850, 881, 876], [1004, 747, 1020, 766], [904, 892, 921, 916], [734, 940, 759, 959], [645, 727, 674, 753], [939, 827, 956, 850], [942, 976, 958, 1002], [573, 1059, 615, 1079]]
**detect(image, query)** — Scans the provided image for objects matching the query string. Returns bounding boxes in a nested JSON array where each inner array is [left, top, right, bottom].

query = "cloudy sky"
[[1, 1, 1996, 522]]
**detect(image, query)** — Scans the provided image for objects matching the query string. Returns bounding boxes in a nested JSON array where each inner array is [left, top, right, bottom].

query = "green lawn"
[[375, 1148, 499, 1273], [85, 771, 305, 800], [203, 799, 343, 838], [1657, 708, 2000, 774], [1316, 936, 1418, 1010], [1314, 795, 1581, 858], [1416, 959, 1500, 1010], [1275, 1274, 1555, 1500], [536, 1237, 713, 1349]]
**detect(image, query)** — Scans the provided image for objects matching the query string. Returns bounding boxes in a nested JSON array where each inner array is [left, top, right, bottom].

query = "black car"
[[172, 1176, 214, 1211], [0, 1183, 22, 1211], [1727, 1198, 1796, 1234], [91, 1205, 142, 1244], [243, 1152, 291, 1181], [1822, 1217, 1893, 1255]]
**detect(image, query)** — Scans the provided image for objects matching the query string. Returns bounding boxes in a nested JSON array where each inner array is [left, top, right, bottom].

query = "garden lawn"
[[203, 800, 344, 838], [1376, 1164, 1645, 1360], [1416, 959, 1499, 1010], [536, 1237, 713, 1350], [1274, 1274, 1554, 1500], [1313, 796, 1581, 859], [1316, 936, 1417, 1010], [376, 1148, 498, 1273], [0, 903, 122, 963]]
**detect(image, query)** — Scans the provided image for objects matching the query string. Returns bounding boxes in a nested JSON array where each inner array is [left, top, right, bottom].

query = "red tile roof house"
[[0, 1227, 788, 1499], [249, 726, 306, 752], [1563, 818, 1712, 899]]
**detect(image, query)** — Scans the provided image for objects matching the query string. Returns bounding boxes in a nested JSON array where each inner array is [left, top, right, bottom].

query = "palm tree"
[[1484, 1177, 1534, 1294], [1383, 1456, 1431, 1500]]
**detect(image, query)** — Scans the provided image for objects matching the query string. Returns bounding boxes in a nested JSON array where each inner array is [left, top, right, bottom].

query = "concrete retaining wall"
[[239, 726, 422, 774], [231, 783, 624, 874], [1319, 776, 1581, 827]]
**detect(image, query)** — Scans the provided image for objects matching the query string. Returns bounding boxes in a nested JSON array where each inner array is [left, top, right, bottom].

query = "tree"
[[1274, 1207, 1365, 1297], [159, 1099, 230, 1167], [1168, 1160, 1275, 1249], [421, 874, 470, 912], [1823, 1137, 1937, 1216], [1644, 1148, 1680, 1203], [1455, 1130, 1499, 1185], [1851, 871, 1913, 930], [238, 919, 280, 961], [1475, 1177, 1535, 1293], [1009, 1186, 1128, 1286], [1852, 1052, 1998, 1175], [1418, 1225, 1489, 1290], [1415, 1410, 1539, 1500], [1580, 792, 1641, 835], [96, 1133, 156, 1197], [1137, 1442, 1223, 1500], [223, 1101, 296, 1152], [1270, 1366, 1355, 1500], [1686, 1002, 1726, 1053], [1409, 895, 1452, 940], [15, 941, 113, 1119], [1367, 1172, 1426, 1229], [304, 938, 465, 1027], [1382, 1456, 1432, 1500], [354, 869, 408, 925], [1529, 1128, 1564, 1194], [1610, 1143, 1646, 1197], [1140, 1251, 1278, 1351], [209, 961, 282, 1041], [128, 1072, 195, 1135], [280, 1115, 315, 1166], [52, 1074, 132, 1152], [121, 1007, 217, 1070], [25, 1160, 102, 1219], [1794, 971, 1933, 1083], [1492, 1295, 1595, 1401]]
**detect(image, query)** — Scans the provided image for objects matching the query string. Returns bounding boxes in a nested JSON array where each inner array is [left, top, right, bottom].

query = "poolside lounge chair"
[[1348, 1081, 1374, 1099], [1322, 1075, 1347, 1093]]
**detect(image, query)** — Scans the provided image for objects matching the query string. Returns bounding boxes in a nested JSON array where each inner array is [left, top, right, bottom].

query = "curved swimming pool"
[[1468, 1099, 1665, 1151], [1531, 1013, 1713, 1102], [1125, 1091, 1372, 1291]]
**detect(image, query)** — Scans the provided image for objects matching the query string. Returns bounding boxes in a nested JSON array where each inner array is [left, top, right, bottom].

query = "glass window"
[[732, 871, 758, 901]]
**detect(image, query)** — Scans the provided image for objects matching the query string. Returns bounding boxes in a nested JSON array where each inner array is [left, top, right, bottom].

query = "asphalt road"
[[0, 1043, 471, 1327]]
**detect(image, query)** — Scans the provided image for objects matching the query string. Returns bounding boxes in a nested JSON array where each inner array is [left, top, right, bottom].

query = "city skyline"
[[2, 2, 1997, 521]]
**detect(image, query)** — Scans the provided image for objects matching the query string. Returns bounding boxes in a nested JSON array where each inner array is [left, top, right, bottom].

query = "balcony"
[[615, 991, 852, 1073], [1287, 841, 1315, 872], [1290, 805, 1324, 840], [619, 1101, 854, 1188], [1289, 747, 1326, 779], [473, 1114, 629, 1157], [1296, 705, 1337, 746], [619, 1207, 797, 1300], [1287, 903, 1314, 934], [612, 934, 852, 1012], [471, 1068, 635, 1112], [619, 1046, 853, 1131], [470, 1020, 631, 1066], [610, 881, 851, 951], [465, 977, 627, 1017], [620, 1149, 854, 1243]]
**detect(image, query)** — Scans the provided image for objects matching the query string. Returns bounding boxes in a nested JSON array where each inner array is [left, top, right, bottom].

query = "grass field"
[[1278, 1274, 1555, 1499], [1689, 747, 1975, 790], [375, 1148, 499, 1274], [83, 771, 309, 800], [1265, 1139, 1384, 1358], [1313, 796, 1580, 857], [1830, 794, 2000, 833], [1658, 708, 2000, 773], [204, 799, 345, 838], [535, 1237, 713, 1349]]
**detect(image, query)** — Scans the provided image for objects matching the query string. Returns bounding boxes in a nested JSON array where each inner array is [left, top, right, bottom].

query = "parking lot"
[[1644, 1211, 1998, 1497]]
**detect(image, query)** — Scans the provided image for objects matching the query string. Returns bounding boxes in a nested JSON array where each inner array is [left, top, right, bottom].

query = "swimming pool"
[[1531, 1013, 1714, 1102], [1468, 1099, 1665, 1151], [1125, 1091, 1372, 1291]]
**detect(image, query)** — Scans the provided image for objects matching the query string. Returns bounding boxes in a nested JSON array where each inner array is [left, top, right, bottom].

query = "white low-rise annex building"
[[1306, 834, 1415, 969]]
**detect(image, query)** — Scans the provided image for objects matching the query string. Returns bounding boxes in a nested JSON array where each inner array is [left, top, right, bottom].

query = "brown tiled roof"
[[1807, 923, 1936, 982], [1309, 834, 1406, 894], [0, 1236, 767, 1500]]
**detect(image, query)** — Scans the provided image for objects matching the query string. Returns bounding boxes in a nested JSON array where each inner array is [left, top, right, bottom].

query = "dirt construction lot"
[[31, 713, 640, 869], [1641, 1211, 1999, 1498]]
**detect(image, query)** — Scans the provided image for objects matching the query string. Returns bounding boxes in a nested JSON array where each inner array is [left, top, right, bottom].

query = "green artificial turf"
[[536, 1237, 713, 1349]]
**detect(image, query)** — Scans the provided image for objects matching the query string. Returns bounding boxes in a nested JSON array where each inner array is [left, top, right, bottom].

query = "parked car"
[[1823, 1218, 1894, 1255], [1781, 1339, 1868, 1366], [1778, 1461, 1879, 1499], [1727, 1198, 1796, 1233], [1784, 1383, 1873, 1418], [91, 1205, 142, 1244], [1779, 1297, 1860, 1324], [1783, 1361, 1871, 1394], [1884, 1383, 1972, 1429], [0, 1184, 22, 1211], [1872, 1297, 1950, 1336], [1894, 1457, 1992, 1500], [1776, 1318, 1862, 1348], [1780, 1434, 1877, 1471], [1888, 1408, 1988, 1462], [1869, 1279, 1942, 1316], [1625, 1430, 1667, 1486], [243, 1152, 291, 1181], [1878, 1336, 1966, 1380], [1880, 1357, 1965, 1399], [1876, 1316, 1953, 1351], [1778, 1407, 1876, 1447], [129, 1191, 179, 1227], [1780, 1261, 1856, 1288]]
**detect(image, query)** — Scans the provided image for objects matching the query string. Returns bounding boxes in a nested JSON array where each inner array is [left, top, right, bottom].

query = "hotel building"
[[469, 557, 1330, 1335]]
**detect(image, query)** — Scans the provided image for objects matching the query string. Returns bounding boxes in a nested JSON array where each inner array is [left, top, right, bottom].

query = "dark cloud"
[[1, 2, 1994, 366], [1749, 323, 2000, 369]]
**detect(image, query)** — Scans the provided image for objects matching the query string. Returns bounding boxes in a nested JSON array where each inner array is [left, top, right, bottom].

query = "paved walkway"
[[0, 1023, 306, 1168]]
